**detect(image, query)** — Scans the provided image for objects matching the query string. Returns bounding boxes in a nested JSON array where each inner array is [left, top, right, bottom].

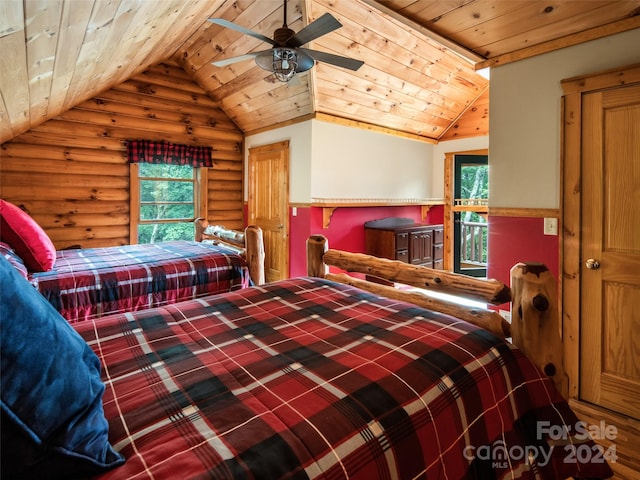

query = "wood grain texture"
[[0, 62, 243, 249], [561, 64, 640, 478], [3, 0, 637, 143], [306, 234, 511, 338]]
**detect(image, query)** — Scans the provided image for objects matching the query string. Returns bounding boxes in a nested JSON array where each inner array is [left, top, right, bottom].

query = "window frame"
[[129, 163, 208, 244]]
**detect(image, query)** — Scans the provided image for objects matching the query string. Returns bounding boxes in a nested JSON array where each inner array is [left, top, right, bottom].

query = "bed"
[[28, 238, 258, 324], [0, 235, 614, 480], [0, 200, 265, 324]]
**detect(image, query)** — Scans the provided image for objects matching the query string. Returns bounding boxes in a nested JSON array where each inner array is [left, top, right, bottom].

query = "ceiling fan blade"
[[298, 48, 364, 71], [211, 50, 270, 67], [207, 18, 278, 47], [286, 13, 342, 47]]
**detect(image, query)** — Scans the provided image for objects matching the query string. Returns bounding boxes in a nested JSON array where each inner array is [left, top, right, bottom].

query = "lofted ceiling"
[[1, 0, 639, 145]]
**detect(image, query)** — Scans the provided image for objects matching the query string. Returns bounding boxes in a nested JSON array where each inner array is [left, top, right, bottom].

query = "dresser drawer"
[[433, 244, 443, 261], [396, 232, 409, 250], [396, 249, 408, 263], [432, 227, 444, 245]]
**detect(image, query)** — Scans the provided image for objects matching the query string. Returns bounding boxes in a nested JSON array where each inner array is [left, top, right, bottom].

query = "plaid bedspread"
[[29, 241, 250, 323], [79, 277, 613, 480]]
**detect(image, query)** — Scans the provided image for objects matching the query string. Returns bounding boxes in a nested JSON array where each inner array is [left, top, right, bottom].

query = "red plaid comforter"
[[79, 277, 613, 480], [29, 241, 250, 324]]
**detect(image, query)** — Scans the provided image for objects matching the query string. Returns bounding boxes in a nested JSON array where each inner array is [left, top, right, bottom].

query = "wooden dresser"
[[364, 218, 443, 269]]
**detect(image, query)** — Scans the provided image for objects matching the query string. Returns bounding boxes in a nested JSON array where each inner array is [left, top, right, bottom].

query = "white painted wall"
[[309, 121, 433, 201], [489, 28, 640, 209], [245, 119, 434, 203]]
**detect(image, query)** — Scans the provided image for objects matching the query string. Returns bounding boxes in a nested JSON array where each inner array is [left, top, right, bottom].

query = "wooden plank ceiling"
[[1, 0, 639, 144]]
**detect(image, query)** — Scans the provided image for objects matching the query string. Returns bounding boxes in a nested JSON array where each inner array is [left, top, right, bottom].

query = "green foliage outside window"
[[138, 163, 197, 244], [459, 164, 488, 264]]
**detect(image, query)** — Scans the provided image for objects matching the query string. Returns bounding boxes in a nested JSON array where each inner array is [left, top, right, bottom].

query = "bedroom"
[[1, 1, 639, 478]]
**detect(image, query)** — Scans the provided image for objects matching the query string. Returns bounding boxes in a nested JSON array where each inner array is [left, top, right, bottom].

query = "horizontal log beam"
[[0, 186, 128, 202], [322, 248, 511, 305], [1, 143, 125, 163], [1, 158, 128, 177], [326, 272, 510, 339]]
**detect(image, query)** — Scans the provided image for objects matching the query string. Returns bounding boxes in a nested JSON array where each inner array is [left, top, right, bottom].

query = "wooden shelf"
[[310, 199, 445, 228]]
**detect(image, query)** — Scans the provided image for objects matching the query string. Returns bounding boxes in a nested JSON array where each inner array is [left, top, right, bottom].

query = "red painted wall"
[[258, 204, 558, 290], [486, 215, 559, 308], [289, 205, 444, 277]]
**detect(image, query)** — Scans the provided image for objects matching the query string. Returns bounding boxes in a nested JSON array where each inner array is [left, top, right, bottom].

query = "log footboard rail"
[[195, 219, 265, 285], [307, 234, 567, 398]]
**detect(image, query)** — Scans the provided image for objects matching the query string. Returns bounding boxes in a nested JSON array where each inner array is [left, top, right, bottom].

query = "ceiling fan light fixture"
[[272, 47, 297, 82], [256, 48, 315, 82]]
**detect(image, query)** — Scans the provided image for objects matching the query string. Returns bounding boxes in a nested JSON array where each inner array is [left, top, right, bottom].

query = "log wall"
[[0, 62, 244, 249]]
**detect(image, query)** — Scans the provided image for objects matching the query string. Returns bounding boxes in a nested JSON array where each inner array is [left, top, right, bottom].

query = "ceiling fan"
[[208, 1, 364, 82]]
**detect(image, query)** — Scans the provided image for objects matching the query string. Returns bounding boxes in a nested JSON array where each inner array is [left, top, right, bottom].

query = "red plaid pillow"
[[0, 200, 56, 272], [0, 241, 28, 278]]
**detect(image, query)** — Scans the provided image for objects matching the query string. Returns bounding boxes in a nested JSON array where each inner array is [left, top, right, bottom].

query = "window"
[[127, 140, 211, 244], [134, 163, 202, 243]]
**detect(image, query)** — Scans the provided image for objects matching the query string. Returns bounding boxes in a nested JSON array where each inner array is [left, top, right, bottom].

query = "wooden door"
[[580, 84, 640, 420], [248, 141, 289, 282]]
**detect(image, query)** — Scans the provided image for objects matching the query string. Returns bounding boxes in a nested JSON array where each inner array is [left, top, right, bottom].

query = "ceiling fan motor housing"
[[274, 27, 295, 45]]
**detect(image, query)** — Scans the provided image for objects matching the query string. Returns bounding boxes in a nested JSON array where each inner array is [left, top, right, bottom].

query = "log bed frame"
[[307, 234, 568, 399], [195, 219, 265, 285]]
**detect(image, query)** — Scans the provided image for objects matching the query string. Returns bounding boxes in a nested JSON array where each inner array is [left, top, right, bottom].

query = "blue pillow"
[[0, 256, 124, 478]]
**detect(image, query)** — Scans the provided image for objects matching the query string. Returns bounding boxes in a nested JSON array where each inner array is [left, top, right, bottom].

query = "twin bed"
[[0, 200, 265, 324], [0, 227, 614, 479], [27, 239, 252, 323]]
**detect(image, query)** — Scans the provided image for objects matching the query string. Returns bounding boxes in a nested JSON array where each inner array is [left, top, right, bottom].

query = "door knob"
[[585, 259, 600, 270]]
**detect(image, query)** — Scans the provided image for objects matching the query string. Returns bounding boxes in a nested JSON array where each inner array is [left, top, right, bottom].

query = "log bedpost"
[[245, 226, 265, 285], [510, 262, 568, 398], [194, 218, 207, 242], [307, 235, 329, 277]]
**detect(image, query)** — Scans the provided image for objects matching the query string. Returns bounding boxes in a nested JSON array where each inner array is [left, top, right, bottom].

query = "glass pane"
[[138, 163, 193, 179], [138, 222, 195, 244], [459, 165, 488, 200], [140, 180, 194, 203], [140, 203, 194, 220]]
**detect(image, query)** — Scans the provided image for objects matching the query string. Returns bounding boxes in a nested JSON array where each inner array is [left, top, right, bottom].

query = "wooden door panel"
[[604, 105, 640, 253], [603, 282, 640, 379], [580, 84, 640, 420], [248, 141, 289, 283]]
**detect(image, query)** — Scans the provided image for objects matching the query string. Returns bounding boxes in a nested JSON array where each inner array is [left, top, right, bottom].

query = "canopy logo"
[[463, 441, 552, 468]]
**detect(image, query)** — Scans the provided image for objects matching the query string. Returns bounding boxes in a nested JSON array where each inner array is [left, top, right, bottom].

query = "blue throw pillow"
[[0, 256, 124, 478]]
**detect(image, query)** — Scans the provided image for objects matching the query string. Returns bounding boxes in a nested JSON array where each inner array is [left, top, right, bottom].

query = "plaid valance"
[[127, 140, 213, 167]]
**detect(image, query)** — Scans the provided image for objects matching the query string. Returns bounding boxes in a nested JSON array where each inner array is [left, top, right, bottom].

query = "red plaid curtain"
[[127, 140, 213, 167]]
